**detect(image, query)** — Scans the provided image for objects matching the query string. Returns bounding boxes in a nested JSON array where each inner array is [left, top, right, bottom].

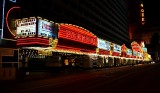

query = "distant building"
[[128, 0, 160, 62]]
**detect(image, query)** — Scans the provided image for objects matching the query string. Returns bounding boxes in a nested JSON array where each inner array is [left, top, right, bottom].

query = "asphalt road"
[[1, 63, 160, 93]]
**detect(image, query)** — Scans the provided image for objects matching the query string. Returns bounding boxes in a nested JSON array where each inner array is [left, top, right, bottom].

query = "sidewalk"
[[0, 68, 91, 84]]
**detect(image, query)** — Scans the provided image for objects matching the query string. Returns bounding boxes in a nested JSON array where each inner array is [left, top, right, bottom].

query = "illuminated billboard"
[[38, 19, 56, 38], [126, 49, 132, 55], [16, 17, 36, 38], [97, 38, 110, 50], [113, 44, 121, 53]]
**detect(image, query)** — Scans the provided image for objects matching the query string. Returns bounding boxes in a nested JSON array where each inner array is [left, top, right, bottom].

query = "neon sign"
[[59, 24, 97, 46], [131, 41, 142, 52], [140, 2, 145, 25], [6, 6, 20, 37]]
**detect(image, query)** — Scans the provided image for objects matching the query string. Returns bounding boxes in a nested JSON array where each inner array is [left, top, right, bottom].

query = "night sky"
[[17, 0, 160, 27]]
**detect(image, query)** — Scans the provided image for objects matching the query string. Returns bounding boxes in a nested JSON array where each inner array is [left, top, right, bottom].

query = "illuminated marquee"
[[15, 17, 58, 46], [59, 24, 97, 46], [16, 17, 36, 38]]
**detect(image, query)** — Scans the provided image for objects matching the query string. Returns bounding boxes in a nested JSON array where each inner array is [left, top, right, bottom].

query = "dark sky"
[[17, 0, 160, 27], [143, 0, 160, 27]]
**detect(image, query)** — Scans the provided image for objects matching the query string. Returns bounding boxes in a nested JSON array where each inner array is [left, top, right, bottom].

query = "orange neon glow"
[[131, 41, 143, 53], [121, 44, 127, 52], [6, 6, 20, 37], [126, 55, 131, 58], [112, 52, 120, 56], [17, 37, 49, 46], [98, 49, 110, 55], [58, 24, 97, 46]]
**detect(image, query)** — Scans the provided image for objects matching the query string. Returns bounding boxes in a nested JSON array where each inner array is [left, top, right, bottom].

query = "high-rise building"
[[20, 0, 130, 47]]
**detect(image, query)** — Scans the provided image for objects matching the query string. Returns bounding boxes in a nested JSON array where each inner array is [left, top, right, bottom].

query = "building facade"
[[19, 0, 130, 47], [1, 0, 153, 80]]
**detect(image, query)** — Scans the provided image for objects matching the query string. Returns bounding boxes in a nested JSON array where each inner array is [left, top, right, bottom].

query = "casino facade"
[[0, 0, 152, 80]]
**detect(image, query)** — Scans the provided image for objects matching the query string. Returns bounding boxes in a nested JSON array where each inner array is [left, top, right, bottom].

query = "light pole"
[[1, 0, 17, 39], [1, 0, 6, 39]]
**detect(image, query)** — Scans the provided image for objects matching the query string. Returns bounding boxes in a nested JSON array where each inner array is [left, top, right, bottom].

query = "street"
[[1, 63, 160, 93]]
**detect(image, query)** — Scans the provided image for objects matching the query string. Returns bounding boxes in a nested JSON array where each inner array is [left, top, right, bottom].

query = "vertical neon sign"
[[140, 1, 145, 25]]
